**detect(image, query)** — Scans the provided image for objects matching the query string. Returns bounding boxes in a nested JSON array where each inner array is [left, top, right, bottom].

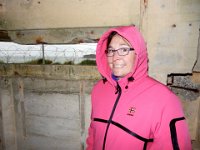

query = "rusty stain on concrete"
[[16, 32, 24, 38], [144, 0, 148, 8], [172, 24, 176, 28], [35, 36, 44, 44]]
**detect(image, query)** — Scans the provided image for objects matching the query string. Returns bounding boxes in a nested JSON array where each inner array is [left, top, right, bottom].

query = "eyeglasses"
[[105, 47, 134, 57]]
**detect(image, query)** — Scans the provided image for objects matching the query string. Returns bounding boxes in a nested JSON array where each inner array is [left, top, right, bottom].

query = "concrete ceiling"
[[0, 0, 139, 44]]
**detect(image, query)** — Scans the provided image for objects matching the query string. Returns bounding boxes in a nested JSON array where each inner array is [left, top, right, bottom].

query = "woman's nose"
[[113, 51, 121, 60]]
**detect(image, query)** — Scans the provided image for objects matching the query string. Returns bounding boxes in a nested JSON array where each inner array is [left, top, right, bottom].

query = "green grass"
[[63, 61, 74, 65], [53, 62, 62, 65], [0, 60, 4, 64], [78, 59, 96, 66], [25, 58, 53, 64]]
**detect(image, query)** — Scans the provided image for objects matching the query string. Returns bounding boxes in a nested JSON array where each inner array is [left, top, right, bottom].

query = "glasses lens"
[[106, 49, 113, 56], [118, 48, 129, 56]]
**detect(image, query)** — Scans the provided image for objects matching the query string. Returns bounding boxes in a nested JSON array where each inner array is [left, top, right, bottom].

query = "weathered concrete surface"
[[181, 98, 200, 140], [0, 65, 200, 149], [147, 0, 200, 83], [0, 0, 140, 44], [192, 72, 200, 145], [0, 0, 139, 30], [7, 28, 109, 44], [0, 65, 99, 150], [0, 64, 100, 80], [193, 29, 200, 72], [0, 83, 17, 150]]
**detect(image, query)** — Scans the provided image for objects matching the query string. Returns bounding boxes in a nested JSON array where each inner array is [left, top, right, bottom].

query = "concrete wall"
[[0, 64, 199, 149], [146, 0, 200, 83], [0, 65, 100, 150]]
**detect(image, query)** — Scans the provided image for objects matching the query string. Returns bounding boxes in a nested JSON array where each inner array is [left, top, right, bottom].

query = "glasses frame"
[[105, 47, 134, 57]]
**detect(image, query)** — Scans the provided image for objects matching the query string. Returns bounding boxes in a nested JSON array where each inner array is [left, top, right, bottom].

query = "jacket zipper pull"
[[115, 82, 120, 94]]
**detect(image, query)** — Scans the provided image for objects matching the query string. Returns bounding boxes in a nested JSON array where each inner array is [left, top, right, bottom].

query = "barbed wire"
[[0, 43, 96, 64]]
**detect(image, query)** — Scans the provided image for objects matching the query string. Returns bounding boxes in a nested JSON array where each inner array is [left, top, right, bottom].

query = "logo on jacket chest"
[[127, 107, 136, 116]]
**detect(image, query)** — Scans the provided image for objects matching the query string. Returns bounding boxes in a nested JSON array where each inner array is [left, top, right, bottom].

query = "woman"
[[86, 25, 191, 150]]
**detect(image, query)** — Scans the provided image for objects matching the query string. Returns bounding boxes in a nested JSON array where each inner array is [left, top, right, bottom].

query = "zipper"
[[102, 82, 122, 150]]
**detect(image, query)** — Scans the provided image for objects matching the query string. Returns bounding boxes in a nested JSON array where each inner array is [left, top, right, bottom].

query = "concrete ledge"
[[0, 64, 101, 80]]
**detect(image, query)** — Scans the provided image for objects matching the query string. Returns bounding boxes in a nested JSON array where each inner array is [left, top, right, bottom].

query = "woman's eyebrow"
[[119, 44, 130, 47], [108, 44, 130, 48]]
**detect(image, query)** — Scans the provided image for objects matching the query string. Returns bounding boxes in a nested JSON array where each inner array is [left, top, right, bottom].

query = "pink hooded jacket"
[[86, 26, 192, 150]]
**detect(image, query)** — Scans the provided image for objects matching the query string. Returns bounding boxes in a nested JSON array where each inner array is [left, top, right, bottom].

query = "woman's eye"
[[108, 50, 113, 53], [122, 48, 128, 52]]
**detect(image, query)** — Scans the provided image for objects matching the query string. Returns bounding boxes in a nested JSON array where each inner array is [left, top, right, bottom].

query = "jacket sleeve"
[[86, 122, 94, 150], [149, 93, 192, 150]]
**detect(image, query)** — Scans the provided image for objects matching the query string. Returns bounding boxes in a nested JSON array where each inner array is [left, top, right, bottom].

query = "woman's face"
[[107, 34, 136, 78]]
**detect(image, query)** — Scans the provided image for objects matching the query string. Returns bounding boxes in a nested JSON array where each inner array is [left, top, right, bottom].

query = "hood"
[[96, 25, 148, 86]]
